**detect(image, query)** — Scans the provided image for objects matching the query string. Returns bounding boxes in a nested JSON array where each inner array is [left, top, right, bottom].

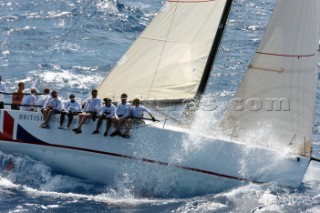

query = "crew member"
[[122, 98, 156, 137], [72, 89, 102, 134], [20, 88, 38, 111], [92, 97, 116, 136], [58, 94, 81, 130], [110, 93, 132, 137], [40, 90, 63, 128], [11, 82, 25, 110]]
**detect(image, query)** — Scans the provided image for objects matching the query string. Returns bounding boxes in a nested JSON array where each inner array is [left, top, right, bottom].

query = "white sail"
[[97, 0, 228, 101], [219, 0, 320, 157]]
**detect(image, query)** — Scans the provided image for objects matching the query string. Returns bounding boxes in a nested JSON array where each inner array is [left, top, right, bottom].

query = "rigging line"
[[153, 110, 185, 125], [146, 2, 179, 100], [32, 0, 95, 88], [223, 6, 238, 80]]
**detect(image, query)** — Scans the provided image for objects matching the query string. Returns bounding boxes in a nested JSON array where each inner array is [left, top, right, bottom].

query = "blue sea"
[[1, 0, 320, 212]]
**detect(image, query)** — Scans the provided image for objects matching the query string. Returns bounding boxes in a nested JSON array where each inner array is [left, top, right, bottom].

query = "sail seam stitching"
[[146, 2, 180, 100]]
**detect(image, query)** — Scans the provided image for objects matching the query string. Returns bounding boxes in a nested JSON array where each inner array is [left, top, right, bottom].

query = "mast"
[[196, 0, 234, 97]]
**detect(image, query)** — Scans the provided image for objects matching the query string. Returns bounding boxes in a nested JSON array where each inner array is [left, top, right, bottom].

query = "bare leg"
[[60, 111, 66, 127], [123, 119, 132, 136], [110, 117, 124, 136], [92, 115, 104, 134], [104, 118, 112, 136], [44, 110, 54, 125], [115, 117, 125, 131], [95, 116, 104, 131], [42, 109, 49, 122], [67, 112, 73, 128], [76, 113, 91, 130]]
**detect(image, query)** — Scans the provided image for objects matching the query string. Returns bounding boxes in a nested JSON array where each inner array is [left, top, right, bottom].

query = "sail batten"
[[255, 52, 316, 58], [97, 0, 230, 101], [219, 0, 320, 157]]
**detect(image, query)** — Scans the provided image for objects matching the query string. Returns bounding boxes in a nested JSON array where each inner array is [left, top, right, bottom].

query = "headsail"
[[219, 0, 320, 157], [97, 0, 232, 101]]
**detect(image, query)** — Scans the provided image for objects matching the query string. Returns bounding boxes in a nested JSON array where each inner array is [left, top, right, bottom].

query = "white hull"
[[0, 109, 310, 195]]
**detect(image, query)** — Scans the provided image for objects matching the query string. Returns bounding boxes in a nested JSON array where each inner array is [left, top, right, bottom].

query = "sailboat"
[[0, 0, 319, 195]]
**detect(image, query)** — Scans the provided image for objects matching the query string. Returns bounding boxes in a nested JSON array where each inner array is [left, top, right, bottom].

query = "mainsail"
[[97, 0, 232, 101], [219, 0, 320, 157]]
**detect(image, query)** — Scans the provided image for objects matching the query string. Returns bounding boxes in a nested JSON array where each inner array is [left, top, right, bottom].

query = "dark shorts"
[[11, 104, 20, 110], [84, 111, 97, 121], [53, 109, 61, 114], [0, 102, 3, 109], [62, 111, 80, 115], [42, 108, 60, 114], [102, 112, 111, 117], [71, 111, 81, 115]]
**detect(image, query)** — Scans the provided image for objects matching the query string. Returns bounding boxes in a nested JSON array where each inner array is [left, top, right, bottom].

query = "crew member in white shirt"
[[122, 98, 156, 137], [0, 75, 7, 109], [40, 90, 63, 128], [72, 89, 102, 134], [20, 88, 38, 111], [92, 97, 116, 136], [36, 88, 50, 112], [131, 98, 156, 121], [110, 93, 132, 137], [58, 94, 82, 130]]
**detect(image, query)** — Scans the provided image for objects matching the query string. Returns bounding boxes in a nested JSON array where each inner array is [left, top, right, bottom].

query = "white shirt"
[[82, 97, 102, 112], [99, 104, 116, 118], [20, 94, 36, 111], [115, 102, 131, 118], [131, 105, 151, 119], [38, 95, 51, 107], [63, 100, 82, 112], [0, 82, 7, 102], [46, 98, 63, 111]]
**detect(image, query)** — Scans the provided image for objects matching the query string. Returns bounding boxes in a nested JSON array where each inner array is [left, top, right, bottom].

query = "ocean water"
[[1, 0, 320, 212]]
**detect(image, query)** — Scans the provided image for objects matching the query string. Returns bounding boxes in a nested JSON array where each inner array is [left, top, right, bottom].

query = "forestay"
[[219, 0, 320, 157], [97, 0, 228, 101]]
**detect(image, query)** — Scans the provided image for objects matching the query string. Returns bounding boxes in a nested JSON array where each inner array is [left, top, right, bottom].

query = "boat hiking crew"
[[14, 88, 156, 137], [72, 89, 102, 134], [40, 90, 63, 128], [110, 93, 132, 138], [11, 82, 25, 110], [58, 93, 81, 130], [92, 97, 116, 136], [0, 75, 7, 109], [20, 88, 38, 111]]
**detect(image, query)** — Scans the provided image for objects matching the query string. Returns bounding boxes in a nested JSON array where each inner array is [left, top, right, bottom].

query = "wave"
[[0, 151, 182, 208], [28, 65, 101, 95]]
